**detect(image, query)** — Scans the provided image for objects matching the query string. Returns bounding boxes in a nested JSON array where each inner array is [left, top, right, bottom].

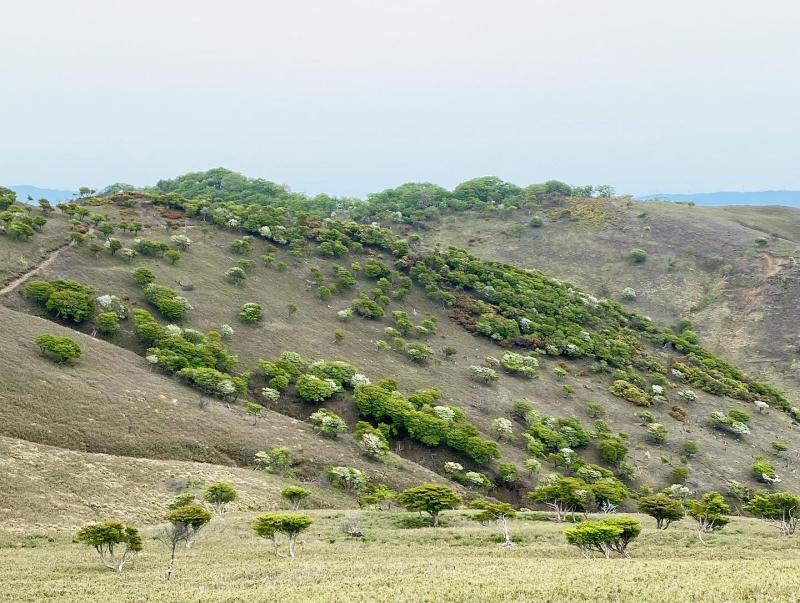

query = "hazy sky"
[[3, 0, 799, 197]]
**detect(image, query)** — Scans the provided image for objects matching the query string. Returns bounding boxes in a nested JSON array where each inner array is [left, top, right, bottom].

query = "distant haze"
[[638, 190, 800, 207], [2, 0, 800, 197]]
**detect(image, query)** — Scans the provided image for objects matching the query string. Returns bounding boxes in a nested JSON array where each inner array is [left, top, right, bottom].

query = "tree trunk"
[[431, 512, 438, 527], [165, 542, 177, 581]]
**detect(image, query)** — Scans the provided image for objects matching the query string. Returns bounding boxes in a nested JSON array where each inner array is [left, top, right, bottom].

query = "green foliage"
[[687, 492, 730, 535], [629, 249, 648, 263], [75, 520, 142, 571], [230, 238, 253, 254], [239, 303, 263, 323], [397, 484, 461, 527], [297, 374, 336, 402], [744, 492, 800, 535], [167, 492, 196, 510], [609, 380, 650, 406], [309, 408, 348, 437], [166, 503, 212, 530], [26, 279, 96, 323], [96, 312, 120, 335], [564, 517, 641, 558], [638, 493, 685, 529], [165, 250, 181, 264], [751, 457, 779, 483], [252, 513, 313, 557], [598, 436, 628, 465], [281, 486, 311, 510], [476, 314, 520, 341], [351, 294, 384, 319], [35, 334, 81, 362], [497, 462, 520, 485], [354, 384, 499, 464], [143, 283, 189, 321], [203, 482, 238, 513]]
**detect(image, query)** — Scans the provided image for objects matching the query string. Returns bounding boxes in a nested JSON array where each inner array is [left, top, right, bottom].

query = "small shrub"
[[239, 303, 263, 323], [35, 334, 81, 362]]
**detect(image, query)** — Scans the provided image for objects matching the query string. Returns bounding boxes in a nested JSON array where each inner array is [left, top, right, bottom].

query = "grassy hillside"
[[1, 188, 798, 510], [0, 436, 352, 530], [424, 197, 800, 395], [3, 510, 799, 602]]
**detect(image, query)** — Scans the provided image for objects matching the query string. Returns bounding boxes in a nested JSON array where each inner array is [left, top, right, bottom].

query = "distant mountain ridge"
[[637, 190, 800, 207], [8, 185, 75, 204]]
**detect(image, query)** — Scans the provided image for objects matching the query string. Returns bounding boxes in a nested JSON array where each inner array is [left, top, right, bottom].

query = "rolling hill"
[[1, 170, 799, 532]]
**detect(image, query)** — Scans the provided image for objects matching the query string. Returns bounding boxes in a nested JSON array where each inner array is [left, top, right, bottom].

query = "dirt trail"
[[0, 243, 70, 295]]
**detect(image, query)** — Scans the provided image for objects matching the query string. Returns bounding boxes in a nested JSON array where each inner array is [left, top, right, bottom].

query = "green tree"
[[163, 504, 212, 580], [744, 491, 800, 536], [203, 482, 238, 514], [529, 476, 594, 522], [564, 517, 641, 558], [397, 483, 461, 527], [76, 520, 142, 572], [686, 491, 730, 542], [281, 486, 311, 511], [35, 334, 81, 362], [252, 513, 313, 558], [638, 493, 685, 529], [469, 499, 517, 546], [244, 400, 264, 425], [165, 250, 181, 265]]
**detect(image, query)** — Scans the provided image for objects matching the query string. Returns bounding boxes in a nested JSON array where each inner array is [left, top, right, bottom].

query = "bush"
[[297, 374, 336, 402], [598, 436, 628, 465], [239, 303, 263, 323], [671, 466, 689, 483], [35, 334, 81, 362], [225, 266, 247, 285], [752, 457, 780, 484], [629, 249, 648, 263], [469, 365, 499, 384], [609, 380, 650, 406], [143, 284, 189, 321], [646, 423, 668, 444], [497, 462, 520, 485], [96, 312, 120, 335], [327, 466, 367, 491], [710, 410, 751, 438], [586, 402, 606, 418], [132, 267, 156, 286], [351, 294, 384, 319], [309, 408, 348, 437]]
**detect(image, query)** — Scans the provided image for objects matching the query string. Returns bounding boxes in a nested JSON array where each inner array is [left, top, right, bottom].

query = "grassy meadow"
[[2, 510, 799, 602]]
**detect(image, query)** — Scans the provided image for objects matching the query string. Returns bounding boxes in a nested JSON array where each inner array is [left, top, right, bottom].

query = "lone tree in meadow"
[[469, 499, 517, 547], [76, 520, 142, 572], [638, 493, 685, 530], [564, 517, 641, 559], [35, 334, 81, 363], [744, 491, 800, 536], [281, 485, 311, 510], [203, 482, 238, 514], [252, 513, 313, 558], [163, 504, 212, 581], [687, 491, 730, 543], [397, 483, 461, 527]]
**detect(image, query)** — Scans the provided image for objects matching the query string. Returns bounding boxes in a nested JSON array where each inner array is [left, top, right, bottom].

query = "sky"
[[2, 0, 800, 198]]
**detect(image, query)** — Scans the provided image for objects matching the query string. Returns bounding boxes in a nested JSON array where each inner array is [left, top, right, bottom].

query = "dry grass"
[[2, 510, 799, 602]]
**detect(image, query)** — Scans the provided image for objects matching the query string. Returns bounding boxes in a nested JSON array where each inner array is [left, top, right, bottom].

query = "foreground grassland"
[[2, 511, 800, 602]]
